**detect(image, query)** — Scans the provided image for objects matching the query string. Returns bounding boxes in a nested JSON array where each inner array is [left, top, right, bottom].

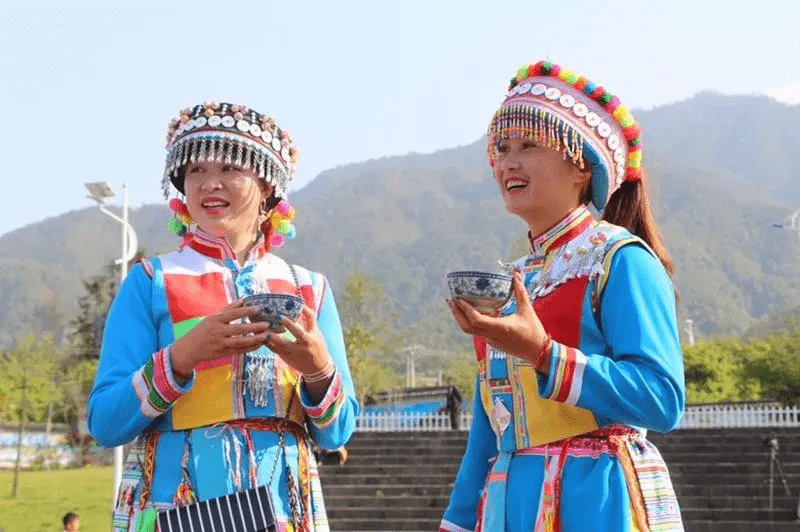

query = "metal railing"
[[355, 402, 800, 432]]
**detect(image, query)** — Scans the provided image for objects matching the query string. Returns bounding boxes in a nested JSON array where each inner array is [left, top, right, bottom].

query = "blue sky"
[[2, 0, 799, 237]]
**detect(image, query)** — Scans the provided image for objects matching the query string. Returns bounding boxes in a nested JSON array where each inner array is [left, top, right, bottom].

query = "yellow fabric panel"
[[516, 364, 598, 447], [172, 363, 235, 430]]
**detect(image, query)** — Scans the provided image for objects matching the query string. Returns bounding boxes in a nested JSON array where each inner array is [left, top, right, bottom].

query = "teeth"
[[506, 179, 527, 190], [203, 201, 228, 208]]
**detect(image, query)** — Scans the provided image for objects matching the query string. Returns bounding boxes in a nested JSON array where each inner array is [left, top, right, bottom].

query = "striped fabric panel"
[[543, 341, 587, 406], [131, 348, 188, 419], [303, 372, 345, 429], [628, 439, 685, 531], [439, 519, 474, 532]]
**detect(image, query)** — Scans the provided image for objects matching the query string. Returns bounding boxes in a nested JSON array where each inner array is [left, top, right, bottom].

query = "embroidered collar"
[[529, 205, 594, 256], [181, 229, 269, 262]]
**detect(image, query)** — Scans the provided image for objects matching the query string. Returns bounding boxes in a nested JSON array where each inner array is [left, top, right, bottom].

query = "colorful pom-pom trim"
[[508, 60, 642, 182], [167, 198, 191, 236], [267, 199, 296, 249]]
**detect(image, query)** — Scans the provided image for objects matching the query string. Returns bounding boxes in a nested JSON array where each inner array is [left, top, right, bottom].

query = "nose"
[[499, 147, 522, 171], [199, 177, 223, 192]]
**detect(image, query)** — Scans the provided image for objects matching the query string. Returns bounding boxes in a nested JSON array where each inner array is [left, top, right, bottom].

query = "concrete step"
[[682, 507, 798, 521], [319, 464, 460, 477], [327, 506, 444, 519], [320, 484, 453, 498], [684, 521, 800, 532], [326, 517, 441, 531], [319, 473, 456, 486], [323, 494, 450, 509]]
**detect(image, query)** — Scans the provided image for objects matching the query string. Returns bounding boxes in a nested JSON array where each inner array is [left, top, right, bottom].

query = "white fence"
[[355, 403, 800, 432], [680, 402, 800, 429]]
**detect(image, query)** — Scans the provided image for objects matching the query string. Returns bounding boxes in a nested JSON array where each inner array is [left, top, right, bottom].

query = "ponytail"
[[601, 172, 674, 277]]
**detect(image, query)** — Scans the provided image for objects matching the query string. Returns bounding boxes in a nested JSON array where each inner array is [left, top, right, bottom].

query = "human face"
[[183, 161, 272, 242], [494, 137, 588, 232], [66, 518, 79, 531]]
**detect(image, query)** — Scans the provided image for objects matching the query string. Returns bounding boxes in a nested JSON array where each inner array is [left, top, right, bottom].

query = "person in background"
[[62, 512, 79, 532], [88, 102, 358, 531], [441, 60, 685, 531]]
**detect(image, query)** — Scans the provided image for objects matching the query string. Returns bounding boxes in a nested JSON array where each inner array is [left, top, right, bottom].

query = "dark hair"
[[63, 512, 79, 527], [601, 172, 674, 276]]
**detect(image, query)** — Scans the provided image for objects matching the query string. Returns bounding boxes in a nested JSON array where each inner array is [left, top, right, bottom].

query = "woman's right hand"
[[170, 299, 270, 379]]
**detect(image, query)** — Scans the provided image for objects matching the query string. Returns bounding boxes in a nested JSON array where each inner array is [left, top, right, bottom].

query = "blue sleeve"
[[538, 244, 685, 433], [441, 377, 496, 532], [299, 277, 360, 450], [87, 263, 193, 448]]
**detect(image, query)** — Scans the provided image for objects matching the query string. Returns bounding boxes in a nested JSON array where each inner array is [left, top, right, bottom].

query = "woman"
[[440, 61, 685, 531], [88, 102, 358, 532]]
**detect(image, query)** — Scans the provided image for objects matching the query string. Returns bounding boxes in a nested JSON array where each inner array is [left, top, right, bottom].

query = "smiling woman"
[[87, 102, 358, 532], [442, 61, 686, 532]]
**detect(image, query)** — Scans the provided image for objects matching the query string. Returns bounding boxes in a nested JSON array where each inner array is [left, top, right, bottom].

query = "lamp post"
[[84, 181, 138, 508]]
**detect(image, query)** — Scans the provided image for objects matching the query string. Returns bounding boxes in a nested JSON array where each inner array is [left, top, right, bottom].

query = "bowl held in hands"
[[243, 293, 304, 333], [446, 271, 513, 314]]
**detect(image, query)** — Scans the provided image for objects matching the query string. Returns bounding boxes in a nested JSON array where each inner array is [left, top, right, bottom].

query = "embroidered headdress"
[[162, 102, 298, 200], [162, 102, 298, 246], [487, 60, 642, 211]]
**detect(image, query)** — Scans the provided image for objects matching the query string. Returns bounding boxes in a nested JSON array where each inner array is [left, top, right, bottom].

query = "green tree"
[[338, 273, 401, 405], [68, 261, 120, 363], [0, 333, 61, 497], [683, 339, 761, 403], [739, 321, 800, 406]]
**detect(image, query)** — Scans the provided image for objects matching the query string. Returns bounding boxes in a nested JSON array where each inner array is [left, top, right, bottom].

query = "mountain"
[[0, 93, 798, 351]]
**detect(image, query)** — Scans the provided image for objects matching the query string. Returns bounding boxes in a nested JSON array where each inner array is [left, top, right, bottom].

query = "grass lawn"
[[0, 467, 114, 532]]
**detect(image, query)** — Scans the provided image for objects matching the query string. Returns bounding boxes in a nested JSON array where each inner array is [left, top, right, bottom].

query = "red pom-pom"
[[531, 61, 546, 76], [606, 96, 621, 113], [589, 86, 605, 100], [526, 65, 537, 78], [623, 125, 641, 142], [574, 76, 589, 92], [625, 168, 643, 181], [168, 198, 189, 216]]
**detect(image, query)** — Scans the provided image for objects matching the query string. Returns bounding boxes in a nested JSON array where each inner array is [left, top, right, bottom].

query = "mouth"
[[201, 197, 230, 209], [505, 178, 528, 192]]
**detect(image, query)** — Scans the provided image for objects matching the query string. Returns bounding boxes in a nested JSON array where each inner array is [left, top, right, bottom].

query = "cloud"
[[768, 83, 800, 105]]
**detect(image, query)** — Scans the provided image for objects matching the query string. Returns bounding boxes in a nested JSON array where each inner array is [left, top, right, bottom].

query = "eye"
[[521, 140, 539, 149], [221, 164, 238, 172], [495, 141, 510, 154], [186, 165, 201, 174]]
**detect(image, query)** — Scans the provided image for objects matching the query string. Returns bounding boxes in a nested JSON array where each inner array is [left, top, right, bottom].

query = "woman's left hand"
[[448, 270, 550, 368], [265, 305, 331, 376]]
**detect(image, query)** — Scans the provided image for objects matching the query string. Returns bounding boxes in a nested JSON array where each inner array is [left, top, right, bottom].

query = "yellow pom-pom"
[[270, 216, 282, 228], [613, 105, 631, 123], [558, 68, 575, 83], [517, 66, 528, 80], [178, 214, 192, 225]]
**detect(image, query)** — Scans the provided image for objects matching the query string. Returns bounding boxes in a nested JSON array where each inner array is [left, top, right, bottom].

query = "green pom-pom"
[[167, 217, 183, 235], [541, 61, 552, 75], [599, 92, 613, 105]]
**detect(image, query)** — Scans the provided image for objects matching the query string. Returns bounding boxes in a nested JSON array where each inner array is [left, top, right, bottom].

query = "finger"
[[223, 333, 270, 350], [448, 300, 479, 334], [280, 310, 310, 341], [512, 271, 533, 315], [265, 333, 299, 355], [225, 321, 271, 336], [217, 304, 261, 323], [454, 299, 494, 329]]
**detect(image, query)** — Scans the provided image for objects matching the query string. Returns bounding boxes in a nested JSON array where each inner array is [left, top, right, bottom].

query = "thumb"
[[512, 271, 532, 316]]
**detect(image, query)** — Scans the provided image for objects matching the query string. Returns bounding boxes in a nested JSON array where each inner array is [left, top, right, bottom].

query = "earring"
[[267, 199, 296, 249], [168, 198, 191, 236]]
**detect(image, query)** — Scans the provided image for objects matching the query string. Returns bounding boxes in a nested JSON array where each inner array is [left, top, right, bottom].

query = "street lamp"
[[84, 181, 138, 508]]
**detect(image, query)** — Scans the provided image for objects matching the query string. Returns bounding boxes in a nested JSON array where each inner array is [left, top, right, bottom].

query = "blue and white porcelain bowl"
[[243, 293, 304, 332], [446, 271, 513, 314]]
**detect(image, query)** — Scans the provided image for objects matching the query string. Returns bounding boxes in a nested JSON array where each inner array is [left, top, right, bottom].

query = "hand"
[[265, 305, 332, 376], [447, 270, 550, 368], [266, 305, 334, 403], [171, 300, 270, 378]]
